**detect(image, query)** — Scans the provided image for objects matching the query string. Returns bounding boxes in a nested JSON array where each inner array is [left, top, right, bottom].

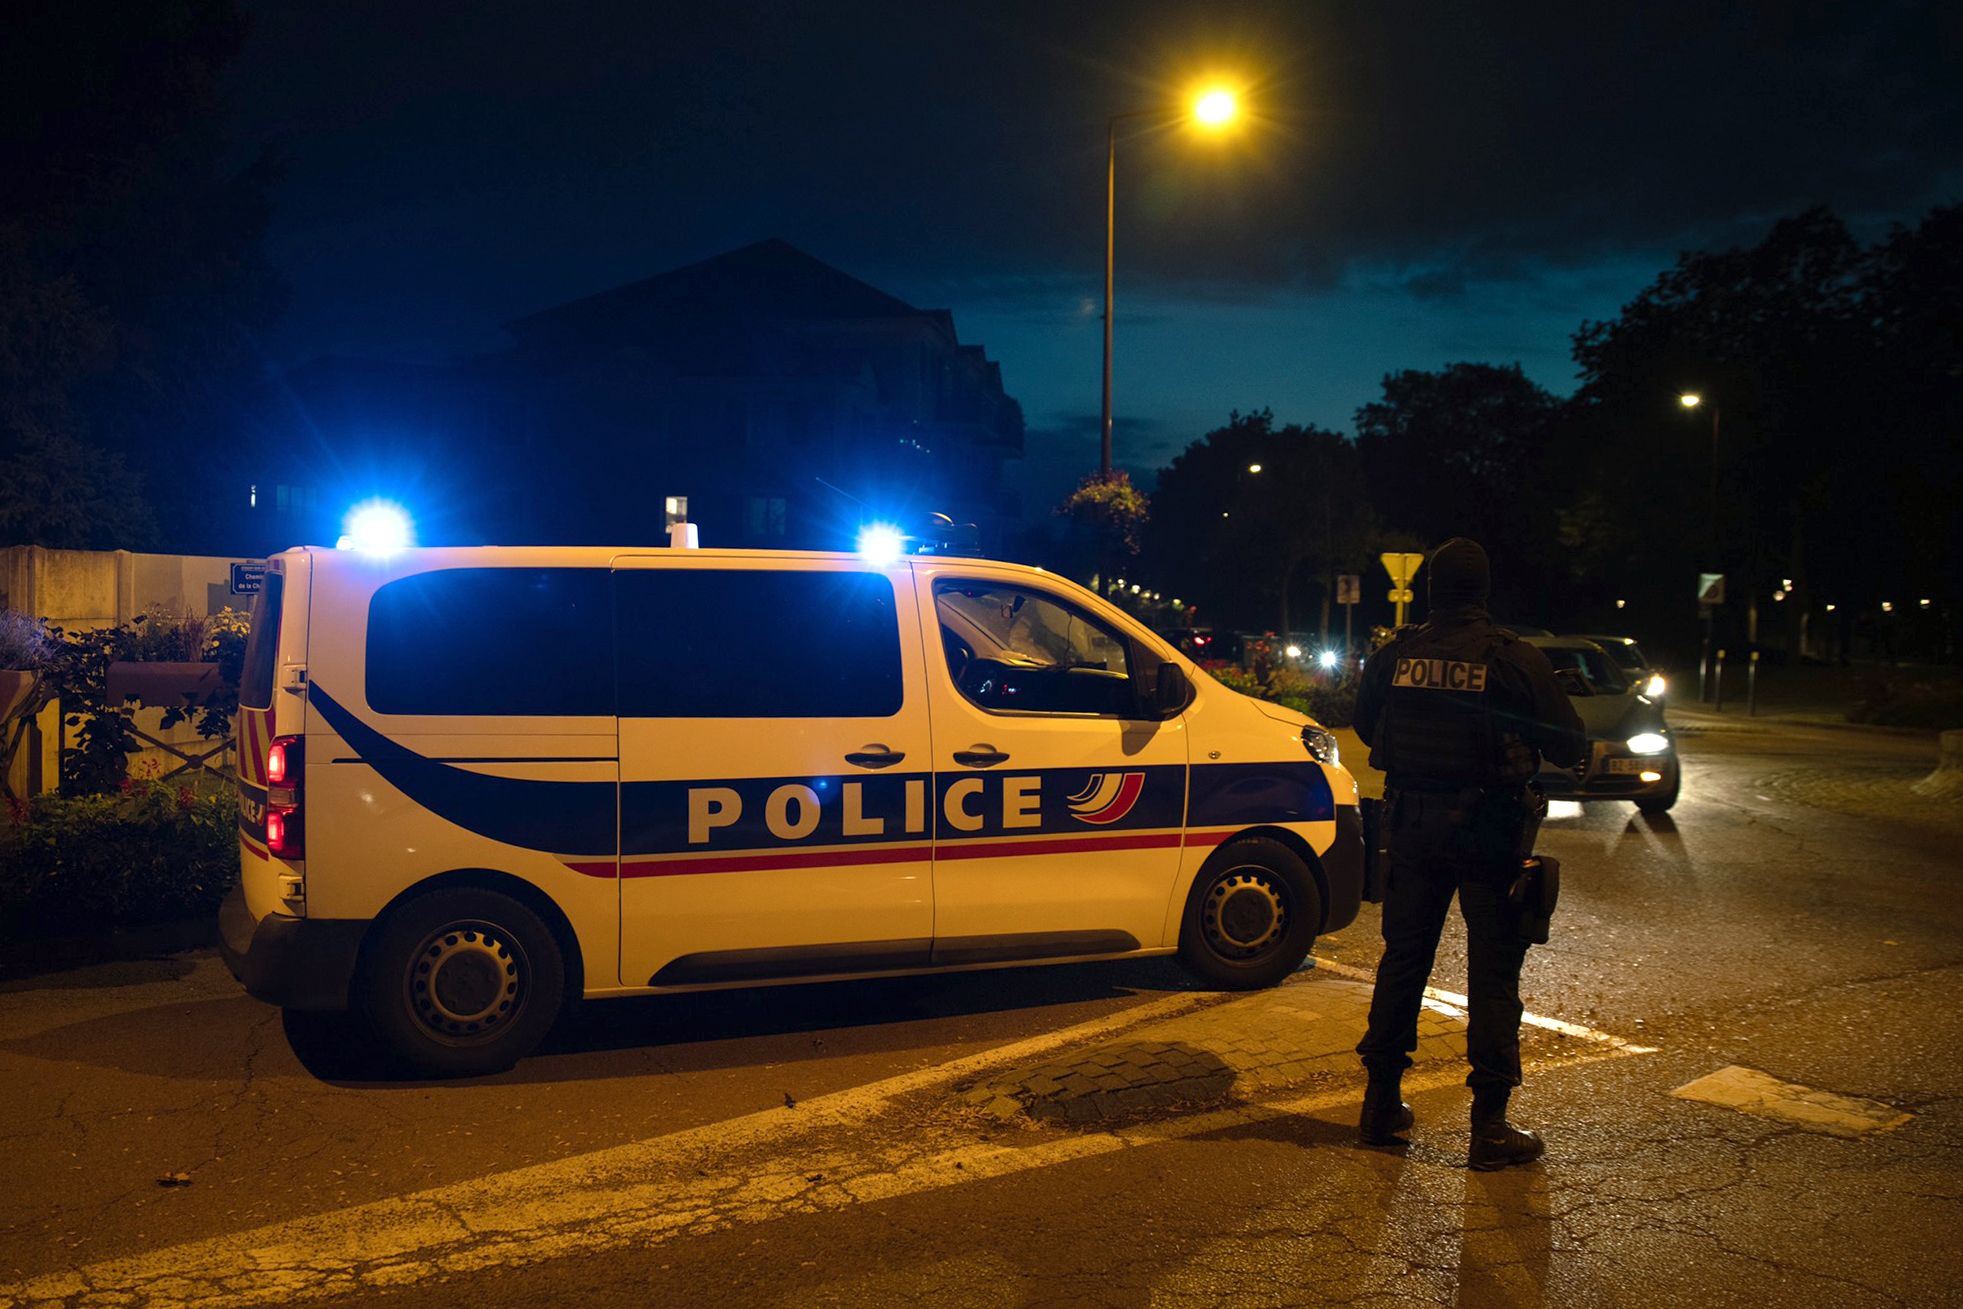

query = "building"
[[244, 240, 1025, 553]]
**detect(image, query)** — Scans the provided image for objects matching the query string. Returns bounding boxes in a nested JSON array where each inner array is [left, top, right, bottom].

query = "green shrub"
[[0, 781, 237, 934], [1850, 673, 1963, 729], [1206, 663, 1358, 728], [0, 610, 59, 671]]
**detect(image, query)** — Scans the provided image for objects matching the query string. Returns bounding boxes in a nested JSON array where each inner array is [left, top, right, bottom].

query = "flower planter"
[[105, 661, 223, 707], [0, 669, 38, 722]]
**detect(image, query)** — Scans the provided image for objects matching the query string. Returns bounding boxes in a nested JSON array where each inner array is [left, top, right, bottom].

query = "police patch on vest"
[[1392, 656, 1489, 692]]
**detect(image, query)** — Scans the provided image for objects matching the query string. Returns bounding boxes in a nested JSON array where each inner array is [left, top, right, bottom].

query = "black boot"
[[1468, 1092, 1544, 1170], [1358, 1078, 1415, 1146]]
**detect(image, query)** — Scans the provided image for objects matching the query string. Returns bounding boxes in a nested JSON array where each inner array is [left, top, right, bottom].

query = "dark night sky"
[[224, 1, 1962, 502]]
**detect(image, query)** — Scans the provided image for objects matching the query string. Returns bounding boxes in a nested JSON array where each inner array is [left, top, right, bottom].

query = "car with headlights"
[[1569, 633, 1668, 701], [1522, 635, 1678, 812]]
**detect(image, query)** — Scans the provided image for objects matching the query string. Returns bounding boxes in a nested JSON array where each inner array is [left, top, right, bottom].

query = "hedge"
[[1, 782, 237, 935]]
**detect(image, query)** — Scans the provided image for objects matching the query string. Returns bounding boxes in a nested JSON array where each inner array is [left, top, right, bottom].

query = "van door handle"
[[953, 745, 1010, 767], [844, 745, 906, 769]]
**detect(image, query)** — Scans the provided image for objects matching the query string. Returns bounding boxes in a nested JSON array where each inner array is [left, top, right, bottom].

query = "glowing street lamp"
[[1099, 83, 1244, 478]]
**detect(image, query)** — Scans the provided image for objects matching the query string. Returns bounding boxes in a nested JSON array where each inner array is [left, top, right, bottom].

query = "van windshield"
[[239, 572, 283, 709]]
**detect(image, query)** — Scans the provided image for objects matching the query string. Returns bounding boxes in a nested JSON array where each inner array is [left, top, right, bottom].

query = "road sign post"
[[1697, 573, 1725, 702], [1335, 573, 1360, 657], [1380, 552, 1425, 628]]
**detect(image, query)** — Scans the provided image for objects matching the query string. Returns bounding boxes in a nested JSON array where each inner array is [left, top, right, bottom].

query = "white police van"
[[220, 539, 1364, 1075]]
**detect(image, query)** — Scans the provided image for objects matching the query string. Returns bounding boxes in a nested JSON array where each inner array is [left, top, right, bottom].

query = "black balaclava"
[[1427, 537, 1490, 611]]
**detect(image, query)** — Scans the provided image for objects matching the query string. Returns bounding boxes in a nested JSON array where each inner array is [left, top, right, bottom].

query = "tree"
[[1143, 411, 1376, 635], [1354, 364, 1565, 622], [1568, 207, 1877, 655], [0, 0, 282, 551]]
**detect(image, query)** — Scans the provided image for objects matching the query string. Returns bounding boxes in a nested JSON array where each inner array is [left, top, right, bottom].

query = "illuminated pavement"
[[2, 713, 1958, 1307]]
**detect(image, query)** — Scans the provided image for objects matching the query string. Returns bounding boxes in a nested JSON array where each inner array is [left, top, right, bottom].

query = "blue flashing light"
[[856, 522, 906, 565], [337, 500, 415, 554]]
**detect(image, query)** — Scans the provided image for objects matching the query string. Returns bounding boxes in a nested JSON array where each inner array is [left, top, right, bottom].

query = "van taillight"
[[266, 735, 304, 860], [266, 738, 293, 785]]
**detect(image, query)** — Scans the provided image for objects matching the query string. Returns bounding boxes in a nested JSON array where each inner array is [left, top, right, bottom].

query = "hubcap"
[[406, 921, 525, 1043], [1202, 868, 1288, 958]]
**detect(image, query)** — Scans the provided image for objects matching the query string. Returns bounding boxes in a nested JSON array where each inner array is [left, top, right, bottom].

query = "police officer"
[[1353, 537, 1585, 1168]]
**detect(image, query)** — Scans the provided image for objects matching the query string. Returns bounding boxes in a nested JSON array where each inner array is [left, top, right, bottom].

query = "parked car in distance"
[[1569, 633, 1668, 700], [1160, 627, 1241, 666], [1523, 635, 1679, 813]]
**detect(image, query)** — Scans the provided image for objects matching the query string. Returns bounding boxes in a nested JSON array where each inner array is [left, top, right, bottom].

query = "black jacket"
[[1355, 608, 1587, 790]]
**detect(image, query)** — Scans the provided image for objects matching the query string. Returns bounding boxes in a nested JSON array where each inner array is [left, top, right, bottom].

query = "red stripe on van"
[[934, 830, 1185, 860], [564, 827, 1214, 880]]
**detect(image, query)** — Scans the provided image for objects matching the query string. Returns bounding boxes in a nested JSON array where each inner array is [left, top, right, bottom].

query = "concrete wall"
[[0, 546, 257, 629], [2, 547, 262, 798]]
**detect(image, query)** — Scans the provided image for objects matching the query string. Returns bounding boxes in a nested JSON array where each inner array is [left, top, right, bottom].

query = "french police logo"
[[1067, 772, 1146, 825], [1392, 657, 1489, 693]]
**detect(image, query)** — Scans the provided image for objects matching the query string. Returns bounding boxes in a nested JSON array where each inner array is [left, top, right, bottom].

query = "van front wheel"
[[360, 888, 565, 1078], [1177, 836, 1321, 990]]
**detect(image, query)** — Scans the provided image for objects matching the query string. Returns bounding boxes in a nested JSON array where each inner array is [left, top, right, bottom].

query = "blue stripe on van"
[[308, 685, 1334, 860], [310, 685, 618, 855]]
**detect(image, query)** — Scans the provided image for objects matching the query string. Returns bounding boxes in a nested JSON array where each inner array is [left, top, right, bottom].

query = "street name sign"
[[229, 562, 268, 596]]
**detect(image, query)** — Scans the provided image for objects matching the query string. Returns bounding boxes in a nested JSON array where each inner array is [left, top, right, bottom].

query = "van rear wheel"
[[1177, 836, 1321, 990], [359, 888, 565, 1078]]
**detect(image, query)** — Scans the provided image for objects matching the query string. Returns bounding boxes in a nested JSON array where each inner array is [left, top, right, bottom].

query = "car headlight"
[[1302, 725, 1340, 767], [1644, 673, 1667, 698], [1626, 732, 1668, 755]]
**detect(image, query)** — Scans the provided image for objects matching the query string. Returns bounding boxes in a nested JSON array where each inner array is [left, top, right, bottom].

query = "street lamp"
[[1099, 84, 1241, 478], [1678, 392, 1720, 548]]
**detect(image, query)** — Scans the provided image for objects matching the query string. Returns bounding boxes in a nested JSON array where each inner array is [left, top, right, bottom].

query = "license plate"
[[1606, 757, 1652, 774]]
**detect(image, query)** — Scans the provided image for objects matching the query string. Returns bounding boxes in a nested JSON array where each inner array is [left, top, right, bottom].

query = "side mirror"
[[1150, 662, 1192, 717], [1553, 667, 1591, 697]]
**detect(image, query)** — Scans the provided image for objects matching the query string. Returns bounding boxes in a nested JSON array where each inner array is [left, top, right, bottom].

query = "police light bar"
[[912, 512, 983, 557]]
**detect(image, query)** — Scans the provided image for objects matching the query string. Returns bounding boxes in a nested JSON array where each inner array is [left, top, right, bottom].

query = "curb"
[[0, 915, 218, 982]]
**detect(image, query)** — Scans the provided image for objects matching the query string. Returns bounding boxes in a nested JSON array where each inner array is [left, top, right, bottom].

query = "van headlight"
[[1626, 732, 1668, 755], [1644, 673, 1667, 697], [1302, 725, 1340, 767]]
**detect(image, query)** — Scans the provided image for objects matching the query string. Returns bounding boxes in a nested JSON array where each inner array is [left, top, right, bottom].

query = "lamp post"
[[1678, 392, 1719, 549], [1099, 87, 1240, 478]]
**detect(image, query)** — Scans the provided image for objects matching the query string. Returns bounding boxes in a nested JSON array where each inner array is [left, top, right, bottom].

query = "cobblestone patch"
[[1752, 766, 1963, 830], [957, 971, 1471, 1126]]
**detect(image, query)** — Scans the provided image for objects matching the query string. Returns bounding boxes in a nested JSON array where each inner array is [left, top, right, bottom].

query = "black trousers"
[[1355, 790, 1528, 1097]]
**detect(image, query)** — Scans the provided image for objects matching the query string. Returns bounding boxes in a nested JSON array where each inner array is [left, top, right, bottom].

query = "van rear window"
[[616, 570, 902, 718], [367, 569, 614, 716], [238, 572, 283, 709]]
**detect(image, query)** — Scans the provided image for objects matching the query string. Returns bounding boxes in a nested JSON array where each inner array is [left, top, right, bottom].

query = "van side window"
[[238, 572, 284, 709], [934, 581, 1135, 716], [367, 569, 614, 716], [616, 570, 903, 718]]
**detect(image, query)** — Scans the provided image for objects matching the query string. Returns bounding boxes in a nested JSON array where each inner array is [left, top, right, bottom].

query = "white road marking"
[[1307, 955, 1661, 1054], [6, 1045, 1647, 1309], [4, 973, 1656, 1308], [1671, 1065, 1913, 1137]]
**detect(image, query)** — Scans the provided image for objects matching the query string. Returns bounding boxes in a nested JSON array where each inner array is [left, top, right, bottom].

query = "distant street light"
[[1099, 84, 1243, 478], [1678, 391, 1720, 547], [1247, 463, 1263, 474]]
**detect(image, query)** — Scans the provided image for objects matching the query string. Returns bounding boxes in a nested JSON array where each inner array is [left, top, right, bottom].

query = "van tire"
[[358, 888, 565, 1078], [1176, 836, 1321, 990]]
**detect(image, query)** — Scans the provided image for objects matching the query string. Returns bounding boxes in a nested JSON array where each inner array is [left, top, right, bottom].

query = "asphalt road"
[[3, 710, 1958, 1307]]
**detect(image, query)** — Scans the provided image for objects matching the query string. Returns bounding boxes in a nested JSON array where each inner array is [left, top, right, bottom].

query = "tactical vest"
[[1370, 623, 1526, 790]]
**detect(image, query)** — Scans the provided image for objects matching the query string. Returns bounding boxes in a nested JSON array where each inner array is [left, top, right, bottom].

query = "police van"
[[219, 538, 1364, 1075]]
